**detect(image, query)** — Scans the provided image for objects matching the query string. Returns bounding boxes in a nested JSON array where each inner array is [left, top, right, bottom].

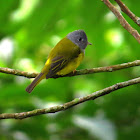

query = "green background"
[[0, 0, 140, 140]]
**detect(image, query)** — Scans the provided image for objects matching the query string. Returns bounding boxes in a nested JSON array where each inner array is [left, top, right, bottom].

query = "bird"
[[26, 30, 91, 93]]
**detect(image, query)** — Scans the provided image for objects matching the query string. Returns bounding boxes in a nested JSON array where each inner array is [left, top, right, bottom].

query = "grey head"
[[67, 30, 92, 50]]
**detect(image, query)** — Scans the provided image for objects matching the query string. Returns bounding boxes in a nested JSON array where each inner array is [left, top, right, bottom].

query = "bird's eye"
[[78, 37, 82, 41]]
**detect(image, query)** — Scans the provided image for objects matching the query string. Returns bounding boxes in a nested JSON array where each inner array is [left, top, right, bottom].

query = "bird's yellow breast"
[[56, 52, 84, 75]]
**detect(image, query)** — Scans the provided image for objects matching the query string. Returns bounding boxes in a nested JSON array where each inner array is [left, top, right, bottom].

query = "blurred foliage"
[[0, 0, 140, 140]]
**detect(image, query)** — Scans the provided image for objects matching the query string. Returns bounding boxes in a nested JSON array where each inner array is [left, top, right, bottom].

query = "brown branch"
[[115, 0, 140, 26], [0, 76, 140, 119], [102, 0, 140, 44], [0, 60, 140, 78]]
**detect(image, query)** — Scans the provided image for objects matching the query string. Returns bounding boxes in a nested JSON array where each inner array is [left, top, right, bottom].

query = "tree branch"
[[0, 76, 140, 119], [115, 0, 140, 26], [0, 60, 140, 78], [102, 0, 140, 44]]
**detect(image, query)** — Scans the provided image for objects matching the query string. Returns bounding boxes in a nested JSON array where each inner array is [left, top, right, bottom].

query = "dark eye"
[[78, 37, 82, 41]]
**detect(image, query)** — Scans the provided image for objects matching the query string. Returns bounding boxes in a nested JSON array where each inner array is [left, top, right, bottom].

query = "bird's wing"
[[45, 56, 68, 78]]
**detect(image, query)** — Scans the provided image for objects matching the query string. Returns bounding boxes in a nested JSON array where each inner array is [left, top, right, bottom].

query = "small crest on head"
[[67, 30, 91, 50]]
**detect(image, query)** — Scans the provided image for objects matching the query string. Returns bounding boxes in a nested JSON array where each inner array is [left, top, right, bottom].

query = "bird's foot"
[[72, 69, 76, 75]]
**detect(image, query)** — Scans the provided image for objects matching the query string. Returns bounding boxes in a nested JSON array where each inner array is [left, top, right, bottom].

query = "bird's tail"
[[26, 72, 46, 93]]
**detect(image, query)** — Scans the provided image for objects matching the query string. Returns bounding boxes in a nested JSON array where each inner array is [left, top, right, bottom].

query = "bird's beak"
[[87, 42, 92, 45]]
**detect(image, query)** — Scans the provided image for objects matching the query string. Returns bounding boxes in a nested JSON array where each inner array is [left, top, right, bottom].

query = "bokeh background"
[[0, 0, 140, 140]]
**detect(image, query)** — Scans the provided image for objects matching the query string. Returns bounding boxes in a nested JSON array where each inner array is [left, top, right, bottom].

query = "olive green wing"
[[46, 56, 68, 78]]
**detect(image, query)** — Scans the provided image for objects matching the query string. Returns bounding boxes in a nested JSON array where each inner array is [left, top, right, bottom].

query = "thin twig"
[[0, 76, 140, 119], [102, 0, 140, 44], [0, 60, 140, 78], [115, 0, 140, 26]]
